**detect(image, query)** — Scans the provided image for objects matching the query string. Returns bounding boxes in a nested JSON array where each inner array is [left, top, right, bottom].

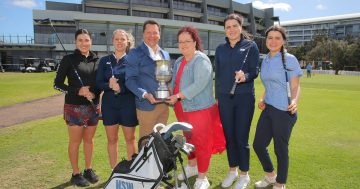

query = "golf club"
[[106, 61, 120, 95], [229, 44, 252, 95], [38, 18, 99, 116]]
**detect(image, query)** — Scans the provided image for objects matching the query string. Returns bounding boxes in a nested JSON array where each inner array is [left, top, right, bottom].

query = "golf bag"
[[104, 122, 194, 189]]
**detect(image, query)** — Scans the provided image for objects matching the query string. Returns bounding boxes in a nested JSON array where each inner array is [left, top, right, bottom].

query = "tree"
[[307, 39, 348, 74], [287, 34, 328, 64], [288, 45, 306, 61], [329, 39, 348, 74], [344, 37, 360, 70]]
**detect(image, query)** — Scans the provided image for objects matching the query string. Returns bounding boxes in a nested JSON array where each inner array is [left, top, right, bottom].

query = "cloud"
[[0, 16, 6, 21], [12, 0, 38, 9], [252, 1, 292, 12], [316, 4, 326, 10]]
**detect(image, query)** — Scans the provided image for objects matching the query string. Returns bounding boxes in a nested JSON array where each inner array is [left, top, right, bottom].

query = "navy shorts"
[[64, 104, 99, 126], [101, 93, 138, 127]]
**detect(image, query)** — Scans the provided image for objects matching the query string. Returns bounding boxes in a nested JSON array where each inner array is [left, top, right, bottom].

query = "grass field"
[[0, 73, 359, 189], [0, 72, 60, 107]]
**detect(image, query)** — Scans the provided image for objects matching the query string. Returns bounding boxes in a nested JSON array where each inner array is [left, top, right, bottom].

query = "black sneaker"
[[83, 168, 99, 184], [70, 173, 90, 187]]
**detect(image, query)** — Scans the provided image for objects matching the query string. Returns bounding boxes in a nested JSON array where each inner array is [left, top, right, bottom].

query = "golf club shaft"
[[228, 45, 251, 95], [89, 99, 98, 115]]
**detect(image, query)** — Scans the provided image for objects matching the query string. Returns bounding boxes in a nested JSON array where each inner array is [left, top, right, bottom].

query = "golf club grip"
[[286, 81, 291, 105], [111, 76, 120, 96], [229, 79, 239, 95]]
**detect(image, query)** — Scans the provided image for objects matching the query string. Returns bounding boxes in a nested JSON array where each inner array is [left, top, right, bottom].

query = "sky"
[[0, 0, 359, 36]]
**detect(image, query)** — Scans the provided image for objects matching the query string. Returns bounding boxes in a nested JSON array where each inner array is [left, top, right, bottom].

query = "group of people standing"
[[54, 13, 302, 189]]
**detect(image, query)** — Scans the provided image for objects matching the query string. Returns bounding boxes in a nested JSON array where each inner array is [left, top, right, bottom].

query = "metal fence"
[[0, 34, 34, 44], [338, 70, 360, 76], [303, 69, 360, 76]]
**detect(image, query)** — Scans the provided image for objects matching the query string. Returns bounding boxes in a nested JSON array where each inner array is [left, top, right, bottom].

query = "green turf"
[[0, 74, 359, 188], [0, 72, 59, 107]]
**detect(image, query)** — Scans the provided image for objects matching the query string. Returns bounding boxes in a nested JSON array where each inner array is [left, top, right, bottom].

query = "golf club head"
[[160, 122, 193, 140], [172, 135, 195, 155], [181, 143, 195, 155]]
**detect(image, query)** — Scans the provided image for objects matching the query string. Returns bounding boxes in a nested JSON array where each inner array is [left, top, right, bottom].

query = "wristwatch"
[[176, 94, 182, 101]]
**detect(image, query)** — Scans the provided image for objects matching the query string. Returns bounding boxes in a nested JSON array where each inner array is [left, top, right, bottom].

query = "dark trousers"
[[253, 104, 297, 184], [218, 93, 255, 171]]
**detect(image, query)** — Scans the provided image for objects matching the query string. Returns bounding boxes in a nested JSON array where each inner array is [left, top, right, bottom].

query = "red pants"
[[174, 103, 225, 173]]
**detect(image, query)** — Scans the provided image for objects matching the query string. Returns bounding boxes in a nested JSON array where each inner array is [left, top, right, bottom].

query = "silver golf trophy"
[[155, 60, 172, 101]]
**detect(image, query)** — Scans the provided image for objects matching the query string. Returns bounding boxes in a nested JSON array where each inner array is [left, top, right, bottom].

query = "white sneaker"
[[221, 170, 238, 188], [234, 174, 250, 189], [273, 185, 285, 189], [254, 175, 276, 188], [178, 165, 198, 181], [178, 182, 189, 189], [193, 177, 210, 189]]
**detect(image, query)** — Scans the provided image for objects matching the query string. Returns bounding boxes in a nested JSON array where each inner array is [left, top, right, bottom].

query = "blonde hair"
[[112, 29, 135, 53]]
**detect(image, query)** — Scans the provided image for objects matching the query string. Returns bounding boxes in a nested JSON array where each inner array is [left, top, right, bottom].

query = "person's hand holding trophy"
[[154, 59, 172, 102]]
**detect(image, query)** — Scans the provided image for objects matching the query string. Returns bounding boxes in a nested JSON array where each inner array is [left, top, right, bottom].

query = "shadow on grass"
[[49, 181, 106, 189], [208, 181, 273, 189], [87, 181, 106, 189], [49, 181, 72, 189], [211, 183, 224, 189], [176, 177, 225, 189], [252, 186, 273, 189]]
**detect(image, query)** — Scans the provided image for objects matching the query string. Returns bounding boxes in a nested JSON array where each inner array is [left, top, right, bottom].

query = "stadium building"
[[1, 0, 276, 71], [282, 13, 360, 47]]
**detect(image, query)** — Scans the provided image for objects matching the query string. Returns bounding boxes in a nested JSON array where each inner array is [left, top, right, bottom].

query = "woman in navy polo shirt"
[[96, 29, 138, 169], [253, 25, 302, 189], [215, 13, 259, 189]]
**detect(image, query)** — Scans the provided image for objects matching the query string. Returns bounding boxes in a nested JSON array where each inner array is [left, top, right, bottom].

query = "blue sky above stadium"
[[0, 0, 359, 35]]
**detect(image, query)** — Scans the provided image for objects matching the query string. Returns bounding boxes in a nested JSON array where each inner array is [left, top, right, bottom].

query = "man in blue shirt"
[[125, 20, 170, 138], [306, 63, 312, 78]]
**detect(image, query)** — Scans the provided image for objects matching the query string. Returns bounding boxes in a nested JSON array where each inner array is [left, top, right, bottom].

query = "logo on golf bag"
[[116, 180, 134, 189]]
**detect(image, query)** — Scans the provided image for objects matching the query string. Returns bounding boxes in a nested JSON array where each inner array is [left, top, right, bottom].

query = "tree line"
[[288, 34, 360, 74]]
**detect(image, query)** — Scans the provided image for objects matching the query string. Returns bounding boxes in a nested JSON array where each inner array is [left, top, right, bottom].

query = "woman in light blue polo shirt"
[[253, 25, 302, 189]]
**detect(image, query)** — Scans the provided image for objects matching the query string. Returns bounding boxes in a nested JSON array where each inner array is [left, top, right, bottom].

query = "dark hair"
[[224, 13, 243, 27], [224, 13, 252, 40], [177, 26, 203, 51], [143, 20, 161, 33], [265, 25, 287, 63], [75, 29, 91, 40]]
